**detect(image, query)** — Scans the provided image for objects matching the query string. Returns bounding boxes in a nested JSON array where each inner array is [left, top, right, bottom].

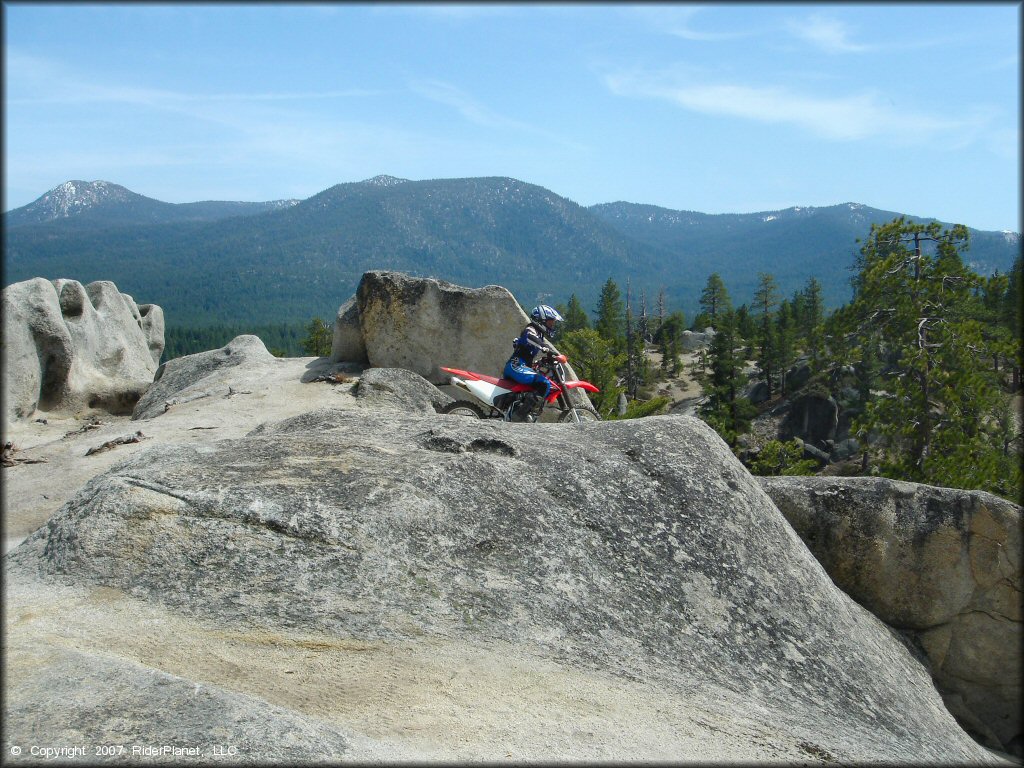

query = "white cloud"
[[605, 69, 984, 145], [786, 14, 870, 54]]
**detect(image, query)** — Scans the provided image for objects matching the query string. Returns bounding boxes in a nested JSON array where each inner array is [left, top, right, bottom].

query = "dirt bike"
[[440, 350, 601, 423]]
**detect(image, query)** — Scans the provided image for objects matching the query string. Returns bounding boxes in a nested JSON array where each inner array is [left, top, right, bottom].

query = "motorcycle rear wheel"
[[441, 400, 487, 419], [558, 405, 601, 423]]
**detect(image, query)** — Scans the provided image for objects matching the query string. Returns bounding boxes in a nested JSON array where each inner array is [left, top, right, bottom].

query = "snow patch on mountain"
[[362, 175, 409, 187], [38, 180, 134, 218]]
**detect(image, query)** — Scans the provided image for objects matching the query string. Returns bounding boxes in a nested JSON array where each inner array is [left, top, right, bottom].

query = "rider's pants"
[[503, 358, 552, 400]]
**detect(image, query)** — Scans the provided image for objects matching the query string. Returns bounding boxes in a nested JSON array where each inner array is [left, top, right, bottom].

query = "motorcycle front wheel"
[[558, 405, 601, 423], [441, 400, 487, 418]]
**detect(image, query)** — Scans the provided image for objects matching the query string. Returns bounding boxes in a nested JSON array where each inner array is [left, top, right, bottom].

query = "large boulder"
[[680, 328, 714, 351], [2, 278, 163, 423], [779, 392, 839, 449], [759, 475, 1023, 755], [331, 271, 528, 383], [5, 411, 997, 763], [351, 367, 453, 414], [745, 380, 771, 405], [132, 335, 278, 420], [330, 295, 367, 365], [784, 362, 813, 393]]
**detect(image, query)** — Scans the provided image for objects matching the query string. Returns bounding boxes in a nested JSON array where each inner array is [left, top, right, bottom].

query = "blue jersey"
[[505, 322, 553, 400], [510, 322, 547, 366]]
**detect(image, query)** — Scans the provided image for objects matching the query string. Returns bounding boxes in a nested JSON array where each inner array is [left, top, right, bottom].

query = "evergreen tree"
[[1004, 256, 1023, 390], [775, 301, 797, 395], [594, 278, 626, 352], [699, 273, 731, 329], [656, 311, 686, 376], [753, 272, 780, 395], [301, 317, 333, 357], [734, 304, 755, 357], [690, 312, 712, 332], [562, 294, 590, 334], [701, 309, 755, 446], [847, 217, 1018, 497], [655, 288, 667, 340], [558, 328, 625, 417], [798, 277, 825, 368]]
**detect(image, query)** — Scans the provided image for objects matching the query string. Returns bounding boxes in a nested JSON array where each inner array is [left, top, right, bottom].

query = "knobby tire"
[[557, 405, 601, 423], [441, 400, 487, 419]]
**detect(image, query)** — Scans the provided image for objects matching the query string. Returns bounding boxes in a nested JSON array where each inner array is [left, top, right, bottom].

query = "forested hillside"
[[590, 201, 1020, 308], [4, 176, 1019, 361], [4, 177, 664, 330], [551, 218, 1022, 502]]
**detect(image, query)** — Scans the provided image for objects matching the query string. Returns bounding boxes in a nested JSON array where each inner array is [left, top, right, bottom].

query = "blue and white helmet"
[[530, 304, 563, 336], [531, 304, 562, 323]]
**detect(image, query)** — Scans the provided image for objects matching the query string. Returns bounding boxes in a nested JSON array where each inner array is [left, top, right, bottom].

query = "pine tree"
[[699, 273, 731, 329], [775, 301, 797, 396], [656, 311, 686, 376], [734, 304, 755, 357], [656, 288, 667, 340], [848, 217, 1018, 496], [558, 328, 625, 417], [301, 317, 333, 357], [753, 273, 780, 395], [701, 309, 755, 446], [594, 278, 626, 352], [798, 277, 825, 368], [562, 294, 590, 333]]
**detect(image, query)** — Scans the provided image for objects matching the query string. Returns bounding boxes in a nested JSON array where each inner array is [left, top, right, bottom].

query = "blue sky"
[[4, 3, 1020, 232]]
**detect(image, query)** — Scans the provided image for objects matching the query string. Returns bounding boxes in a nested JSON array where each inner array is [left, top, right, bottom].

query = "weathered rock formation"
[[351, 367, 453, 414], [5, 405, 999, 763], [331, 271, 528, 383], [133, 334, 284, 420], [760, 475, 1022, 756], [2, 278, 164, 423]]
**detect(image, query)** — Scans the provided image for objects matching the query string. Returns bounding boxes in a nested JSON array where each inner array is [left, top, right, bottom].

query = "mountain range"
[[4, 179, 300, 228], [4, 177, 1019, 329]]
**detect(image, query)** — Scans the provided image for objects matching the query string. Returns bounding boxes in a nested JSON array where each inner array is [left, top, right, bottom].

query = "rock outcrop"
[[351, 367, 453, 414], [2, 278, 164, 423], [133, 335, 279, 420], [760, 475, 1023, 755], [779, 392, 839, 450], [5, 407, 998, 763], [680, 328, 714, 351], [331, 271, 528, 383]]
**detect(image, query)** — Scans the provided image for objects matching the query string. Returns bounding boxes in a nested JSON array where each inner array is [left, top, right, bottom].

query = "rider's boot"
[[510, 393, 539, 422], [523, 392, 543, 422]]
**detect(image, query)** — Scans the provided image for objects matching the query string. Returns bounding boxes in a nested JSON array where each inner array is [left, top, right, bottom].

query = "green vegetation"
[[748, 440, 818, 476], [676, 218, 1020, 501], [827, 218, 1021, 499], [699, 309, 757, 446], [8, 179, 1018, 337], [163, 323, 307, 360], [557, 328, 625, 417], [301, 317, 333, 357]]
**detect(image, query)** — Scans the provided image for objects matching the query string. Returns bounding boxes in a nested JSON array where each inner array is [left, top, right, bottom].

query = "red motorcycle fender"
[[564, 380, 600, 393]]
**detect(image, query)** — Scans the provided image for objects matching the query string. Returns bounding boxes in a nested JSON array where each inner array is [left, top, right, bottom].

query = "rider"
[[504, 305, 562, 421]]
